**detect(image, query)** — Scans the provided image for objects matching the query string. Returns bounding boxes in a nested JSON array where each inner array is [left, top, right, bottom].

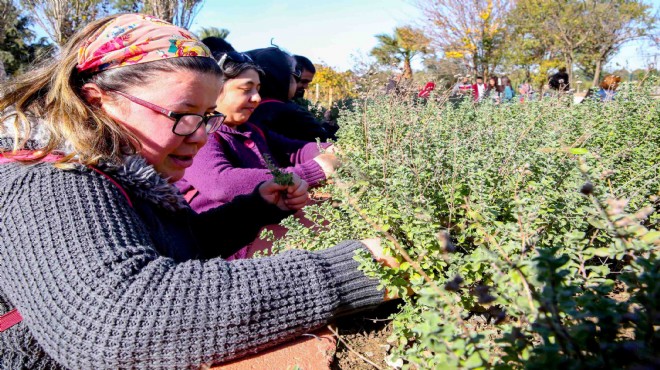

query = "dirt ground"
[[331, 300, 401, 370], [330, 300, 508, 369]]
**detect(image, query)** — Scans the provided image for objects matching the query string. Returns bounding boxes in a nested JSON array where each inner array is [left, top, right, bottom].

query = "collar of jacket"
[[1, 118, 188, 213], [217, 122, 258, 139], [94, 155, 189, 212]]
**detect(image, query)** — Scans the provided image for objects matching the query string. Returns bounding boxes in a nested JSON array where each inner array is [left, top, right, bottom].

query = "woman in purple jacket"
[[176, 51, 339, 213]]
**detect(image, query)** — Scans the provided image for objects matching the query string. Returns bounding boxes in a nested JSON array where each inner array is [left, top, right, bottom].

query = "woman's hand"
[[258, 173, 309, 211], [313, 153, 340, 178], [360, 238, 406, 301], [325, 145, 338, 155], [360, 238, 399, 268]]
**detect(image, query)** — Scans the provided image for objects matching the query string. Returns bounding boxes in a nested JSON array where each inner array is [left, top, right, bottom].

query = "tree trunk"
[[566, 55, 574, 90], [592, 58, 603, 88], [0, 59, 6, 80], [402, 58, 413, 80]]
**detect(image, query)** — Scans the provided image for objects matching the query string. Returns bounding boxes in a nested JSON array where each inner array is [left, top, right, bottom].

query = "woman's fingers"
[[288, 174, 308, 196], [360, 238, 400, 269], [284, 176, 309, 210], [283, 195, 308, 210]]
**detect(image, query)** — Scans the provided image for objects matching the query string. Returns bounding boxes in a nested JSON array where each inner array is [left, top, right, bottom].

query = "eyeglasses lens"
[[206, 115, 225, 134], [174, 115, 204, 136]]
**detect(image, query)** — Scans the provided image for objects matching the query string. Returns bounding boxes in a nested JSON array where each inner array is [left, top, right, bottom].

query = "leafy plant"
[[263, 81, 660, 369]]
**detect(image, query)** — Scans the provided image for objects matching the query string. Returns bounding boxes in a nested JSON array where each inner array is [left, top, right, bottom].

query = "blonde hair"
[[0, 14, 222, 166], [1, 15, 126, 165], [600, 75, 622, 91]]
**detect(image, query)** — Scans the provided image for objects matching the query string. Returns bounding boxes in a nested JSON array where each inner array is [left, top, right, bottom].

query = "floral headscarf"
[[77, 13, 211, 74]]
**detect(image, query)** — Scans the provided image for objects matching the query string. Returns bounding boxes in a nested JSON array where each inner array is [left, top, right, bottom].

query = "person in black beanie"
[[246, 47, 338, 142]]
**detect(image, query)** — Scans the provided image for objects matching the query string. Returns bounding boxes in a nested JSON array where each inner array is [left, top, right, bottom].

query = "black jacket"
[[246, 47, 337, 142]]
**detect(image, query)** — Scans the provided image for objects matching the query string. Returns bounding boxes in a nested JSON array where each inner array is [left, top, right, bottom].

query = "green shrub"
[[263, 84, 660, 369]]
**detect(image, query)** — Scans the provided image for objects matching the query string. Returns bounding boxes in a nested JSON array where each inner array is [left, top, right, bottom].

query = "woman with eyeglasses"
[[245, 47, 337, 142], [0, 14, 394, 369]]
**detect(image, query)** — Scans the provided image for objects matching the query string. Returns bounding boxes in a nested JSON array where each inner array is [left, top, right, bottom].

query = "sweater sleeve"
[[0, 164, 384, 369], [265, 128, 332, 165], [183, 133, 279, 206], [183, 133, 326, 210], [190, 187, 292, 259]]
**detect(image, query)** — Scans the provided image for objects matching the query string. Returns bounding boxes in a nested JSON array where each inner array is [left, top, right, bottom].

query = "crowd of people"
[[0, 13, 397, 369], [450, 75, 518, 103], [442, 67, 621, 104]]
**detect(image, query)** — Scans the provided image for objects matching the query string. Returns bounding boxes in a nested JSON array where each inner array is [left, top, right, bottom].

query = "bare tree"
[[417, 0, 511, 78], [142, 0, 205, 29], [21, 0, 108, 46]]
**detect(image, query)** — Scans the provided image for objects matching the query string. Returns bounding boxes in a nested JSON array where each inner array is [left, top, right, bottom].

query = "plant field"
[[263, 85, 660, 369]]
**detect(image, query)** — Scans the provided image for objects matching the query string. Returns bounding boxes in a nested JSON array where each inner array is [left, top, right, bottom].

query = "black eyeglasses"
[[111, 90, 225, 136], [217, 51, 254, 71]]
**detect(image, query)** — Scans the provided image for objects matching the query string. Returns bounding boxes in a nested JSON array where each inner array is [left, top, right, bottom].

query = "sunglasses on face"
[[217, 52, 254, 71], [111, 90, 225, 136]]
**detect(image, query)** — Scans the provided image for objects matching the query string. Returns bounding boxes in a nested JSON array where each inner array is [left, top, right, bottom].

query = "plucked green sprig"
[[264, 154, 294, 186]]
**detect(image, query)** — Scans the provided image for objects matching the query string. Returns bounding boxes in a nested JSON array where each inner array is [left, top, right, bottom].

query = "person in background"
[[453, 76, 473, 99], [247, 47, 337, 142], [472, 76, 487, 101], [293, 55, 316, 100], [501, 76, 515, 102], [0, 14, 394, 369], [418, 81, 436, 99], [484, 76, 502, 104], [518, 81, 533, 102], [549, 67, 570, 92], [293, 54, 340, 138], [201, 36, 236, 54], [598, 74, 622, 102]]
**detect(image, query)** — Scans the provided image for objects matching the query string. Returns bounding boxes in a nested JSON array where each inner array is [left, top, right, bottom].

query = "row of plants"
[[263, 83, 659, 369]]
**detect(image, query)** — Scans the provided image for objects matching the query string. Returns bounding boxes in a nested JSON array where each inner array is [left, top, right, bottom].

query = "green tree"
[[196, 26, 230, 40], [576, 0, 657, 86], [506, 0, 655, 88], [370, 26, 431, 80], [308, 64, 355, 105], [508, 0, 594, 87], [0, 0, 53, 76], [506, 0, 563, 90]]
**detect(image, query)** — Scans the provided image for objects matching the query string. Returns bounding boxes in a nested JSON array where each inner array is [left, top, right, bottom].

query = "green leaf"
[[464, 351, 483, 368], [569, 148, 588, 155], [591, 248, 611, 257], [641, 231, 660, 243]]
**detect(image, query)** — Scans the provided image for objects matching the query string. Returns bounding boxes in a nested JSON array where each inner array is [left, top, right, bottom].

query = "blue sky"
[[191, 0, 660, 73], [190, 0, 423, 71]]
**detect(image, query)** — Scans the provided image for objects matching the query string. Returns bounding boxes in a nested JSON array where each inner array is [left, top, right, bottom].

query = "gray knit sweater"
[[0, 157, 383, 369]]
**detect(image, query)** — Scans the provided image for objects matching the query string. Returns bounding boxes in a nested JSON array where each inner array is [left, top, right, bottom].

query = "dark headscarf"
[[245, 47, 294, 102]]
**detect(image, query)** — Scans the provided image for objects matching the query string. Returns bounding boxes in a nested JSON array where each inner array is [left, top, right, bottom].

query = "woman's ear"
[[81, 83, 105, 107]]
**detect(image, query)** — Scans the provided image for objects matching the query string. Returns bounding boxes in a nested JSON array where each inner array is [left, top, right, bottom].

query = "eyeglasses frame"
[[110, 90, 225, 136]]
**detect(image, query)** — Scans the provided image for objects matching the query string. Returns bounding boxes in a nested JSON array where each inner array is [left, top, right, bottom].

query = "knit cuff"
[[293, 160, 327, 187], [313, 241, 385, 317]]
